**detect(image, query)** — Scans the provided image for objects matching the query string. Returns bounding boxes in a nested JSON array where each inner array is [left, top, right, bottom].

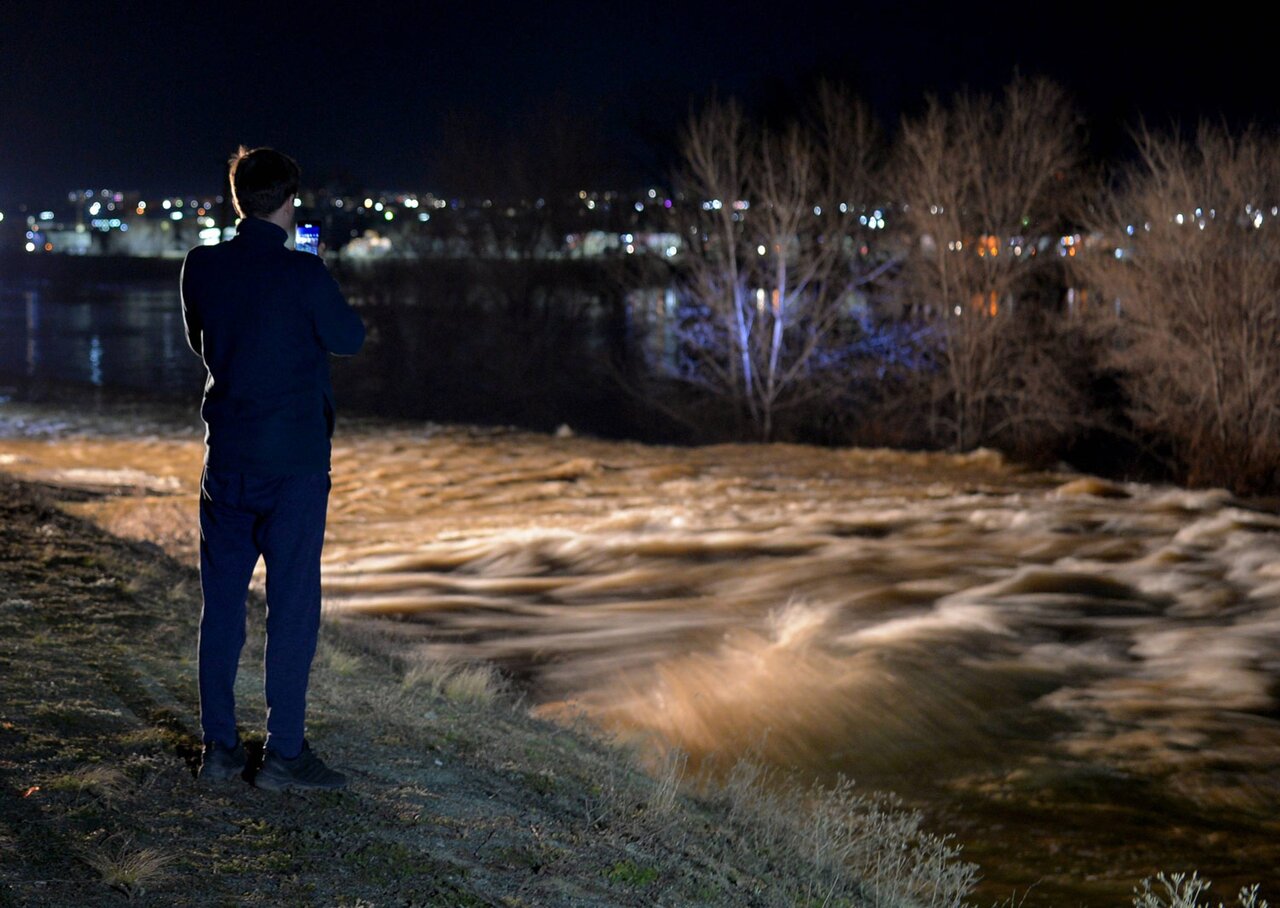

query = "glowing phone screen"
[[295, 222, 320, 255]]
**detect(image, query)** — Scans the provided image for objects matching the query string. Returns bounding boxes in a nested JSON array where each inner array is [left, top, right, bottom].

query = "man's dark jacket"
[[181, 217, 365, 475]]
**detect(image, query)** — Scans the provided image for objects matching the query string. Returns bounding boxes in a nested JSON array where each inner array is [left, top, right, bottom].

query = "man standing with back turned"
[[181, 146, 364, 790]]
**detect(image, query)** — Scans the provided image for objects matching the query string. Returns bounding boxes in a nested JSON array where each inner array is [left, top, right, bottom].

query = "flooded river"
[[0, 401, 1275, 905]]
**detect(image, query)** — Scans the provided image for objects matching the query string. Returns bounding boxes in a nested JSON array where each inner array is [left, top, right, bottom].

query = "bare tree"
[[894, 77, 1087, 452], [1079, 124, 1280, 493], [666, 91, 885, 440]]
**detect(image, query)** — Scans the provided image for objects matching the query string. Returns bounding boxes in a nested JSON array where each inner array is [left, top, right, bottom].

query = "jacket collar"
[[235, 217, 289, 245]]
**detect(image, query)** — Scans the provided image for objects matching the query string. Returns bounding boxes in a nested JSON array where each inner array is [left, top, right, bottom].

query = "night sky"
[[1, 1, 1270, 204]]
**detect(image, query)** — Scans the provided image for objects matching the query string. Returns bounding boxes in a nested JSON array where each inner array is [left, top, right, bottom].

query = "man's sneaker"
[[255, 741, 347, 792], [198, 738, 247, 783]]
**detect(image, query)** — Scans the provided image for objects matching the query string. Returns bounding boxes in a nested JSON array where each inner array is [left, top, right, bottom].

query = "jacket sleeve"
[[308, 258, 365, 356], [179, 248, 203, 357]]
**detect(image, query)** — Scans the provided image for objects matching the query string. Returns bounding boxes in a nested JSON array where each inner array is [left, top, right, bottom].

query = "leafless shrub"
[[666, 88, 888, 440], [708, 757, 978, 908], [1078, 124, 1280, 493], [1133, 872, 1269, 908], [894, 77, 1089, 453]]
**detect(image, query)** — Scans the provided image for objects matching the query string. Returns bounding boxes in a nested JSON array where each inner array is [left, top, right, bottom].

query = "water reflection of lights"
[[24, 290, 40, 377], [88, 336, 103, 386]]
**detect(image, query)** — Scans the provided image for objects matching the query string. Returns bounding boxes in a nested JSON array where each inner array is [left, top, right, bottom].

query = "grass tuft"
[[402, 653, 506, 706], [318, 639, 366, 677], [82, 836, 172, 899], [45, 764, 129, 803]]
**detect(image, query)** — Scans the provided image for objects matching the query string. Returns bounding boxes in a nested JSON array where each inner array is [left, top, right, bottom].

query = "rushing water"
[[0, 403, 1276, 906]]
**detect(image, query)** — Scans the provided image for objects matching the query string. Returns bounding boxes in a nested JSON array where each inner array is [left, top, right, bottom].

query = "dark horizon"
[[1, 1, 1273, 206]]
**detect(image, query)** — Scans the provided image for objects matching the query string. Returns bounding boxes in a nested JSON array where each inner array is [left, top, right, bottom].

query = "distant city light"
[[648, 189, 657, 199], [635, 202, 644, 212], [170, 211, 183, 220], [384, 210, 394, 221], [418, 213, 430, 222], [162, 200, 172, 210], [25, 242, 35, 252], [0, 211, 5, 223], [757, 244, 766, 256], [375, 202, 384, 211], [294, 198, 301, 207], [813, 206, 822, 216], [364, 198, 374, 208], [39, 211, 54, 221]]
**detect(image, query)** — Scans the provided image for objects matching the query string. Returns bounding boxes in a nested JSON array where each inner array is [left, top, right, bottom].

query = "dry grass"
[[401, 651, 506, 706], [700, 757, 979, 908], [44, 764, 129, 803], [317, 638, 366, 677], [81, 836, 172, 900], [648, 747, 688, 817]]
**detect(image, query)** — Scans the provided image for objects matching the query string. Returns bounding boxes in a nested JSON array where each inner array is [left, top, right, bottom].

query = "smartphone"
[[295, 222, 320, 255]]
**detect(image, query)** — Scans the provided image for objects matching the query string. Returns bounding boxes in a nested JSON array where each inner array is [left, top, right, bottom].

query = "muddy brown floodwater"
[[2, 403, 1277, 906]]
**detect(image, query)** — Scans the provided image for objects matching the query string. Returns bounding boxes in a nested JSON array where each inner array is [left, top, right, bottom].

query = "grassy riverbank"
[[0, 472, 982, 907]]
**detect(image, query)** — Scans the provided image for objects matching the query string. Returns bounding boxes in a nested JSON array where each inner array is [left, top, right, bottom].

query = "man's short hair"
[[228, 146, 300, 219]]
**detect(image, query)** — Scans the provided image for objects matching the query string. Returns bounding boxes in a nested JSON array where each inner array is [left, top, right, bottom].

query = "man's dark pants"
[[198, 468, 330, 759]]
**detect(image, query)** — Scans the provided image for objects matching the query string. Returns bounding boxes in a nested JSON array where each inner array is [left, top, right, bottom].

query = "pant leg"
[[255, 472, 330, 759], [197, 469, 260, 748]]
